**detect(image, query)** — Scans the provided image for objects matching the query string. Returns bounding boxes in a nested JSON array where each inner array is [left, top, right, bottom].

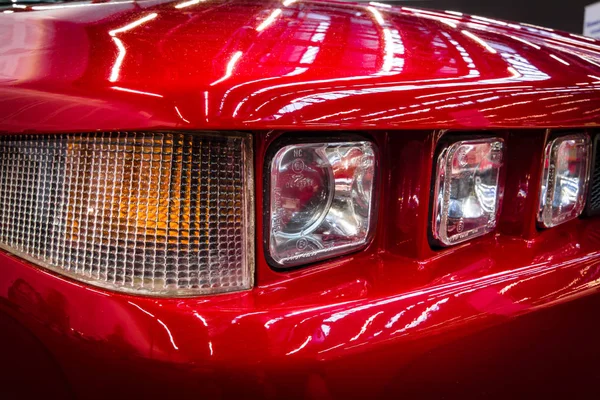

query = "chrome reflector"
[[0, 132, 254, 296]]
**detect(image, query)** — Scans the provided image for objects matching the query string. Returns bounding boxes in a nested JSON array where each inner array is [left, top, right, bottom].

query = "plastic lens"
[[432, 138, 505, 247], [268, 141, 376, 267], [0, 132, 254, 296], [538, 134, 591, 228]]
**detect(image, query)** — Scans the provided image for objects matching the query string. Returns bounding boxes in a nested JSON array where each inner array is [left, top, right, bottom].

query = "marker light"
[[268, 141, 376, 267], [0, 132, 254, 296], [538, 134, 591, 228], [432, 138, 505, 247]]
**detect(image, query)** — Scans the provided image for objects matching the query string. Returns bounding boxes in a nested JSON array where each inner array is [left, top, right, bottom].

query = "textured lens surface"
[[433, 138, 504, 247], [269, 141, 376, 267], [538, 134, 591, 228], [0, 132, 253, 296]]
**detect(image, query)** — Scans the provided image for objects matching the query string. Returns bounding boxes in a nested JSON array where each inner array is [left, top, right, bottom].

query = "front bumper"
[[2, 219, 600, 399]]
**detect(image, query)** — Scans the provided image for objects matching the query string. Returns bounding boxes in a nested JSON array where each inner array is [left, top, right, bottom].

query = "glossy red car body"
[[2, 0, 600, 398]]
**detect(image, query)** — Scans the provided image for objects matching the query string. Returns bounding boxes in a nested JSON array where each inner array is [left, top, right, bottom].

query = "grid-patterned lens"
[[0, 132, 254, 296]]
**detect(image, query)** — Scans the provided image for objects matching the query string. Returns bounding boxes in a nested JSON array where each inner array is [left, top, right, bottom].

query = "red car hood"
[[0, 0, 599, 131]]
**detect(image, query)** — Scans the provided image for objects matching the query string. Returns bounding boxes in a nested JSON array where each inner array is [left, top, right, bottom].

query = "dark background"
[[378, 0, 595, 33], [0, 0, 594, 34]]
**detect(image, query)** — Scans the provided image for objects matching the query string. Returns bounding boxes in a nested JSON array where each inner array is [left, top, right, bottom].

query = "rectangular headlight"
[[538, 134, 591, 228], [431, 137, 505, 247], [267, 140, 377, 268], [0, 132, 254, 296]]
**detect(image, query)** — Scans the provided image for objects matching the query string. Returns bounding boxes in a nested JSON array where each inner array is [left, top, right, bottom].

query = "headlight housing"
[[267, 139, 377, 268], [538, 133, 591, 228], [431, 137, 505, 247]]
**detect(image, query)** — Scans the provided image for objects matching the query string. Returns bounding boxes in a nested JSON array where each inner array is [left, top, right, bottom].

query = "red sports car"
[[1, 0, 600, 398]]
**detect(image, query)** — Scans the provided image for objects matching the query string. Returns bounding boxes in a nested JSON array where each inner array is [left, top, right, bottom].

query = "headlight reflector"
[[432, 138, 505, 247], [268, 141, 376, 267], [537, 134, 591, 228]]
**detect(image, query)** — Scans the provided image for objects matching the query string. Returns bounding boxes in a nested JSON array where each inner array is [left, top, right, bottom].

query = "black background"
[[379, 0, 595, 33]]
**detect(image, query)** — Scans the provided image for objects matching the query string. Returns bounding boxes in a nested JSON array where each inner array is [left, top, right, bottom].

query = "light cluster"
[[0, 132, 253, 295]]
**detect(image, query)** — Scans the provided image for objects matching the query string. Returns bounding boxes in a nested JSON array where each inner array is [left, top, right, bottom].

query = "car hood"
[[0, 0, 599, 132]]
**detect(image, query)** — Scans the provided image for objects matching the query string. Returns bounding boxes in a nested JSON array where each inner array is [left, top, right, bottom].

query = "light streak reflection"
[[286, 336, 312, 355], [108, 13, 158, 82], [111, 86, 163, 97], [157, 318, 179, 350], [175, 0, 203, 9], [350, 311, 383, 341], [256, 9, 282, 32], [210, 51, 243, 86], [127, 302, 178, 351], [174, 106, 190, 123], [109, 13, 158, 37], [109, 37, 126, 83], [550, 54, 570, 66], [461, 30, 497, 54], [392, 298, 449, 335], [369, 2, 391, 8], [31, 0, 134, 10]]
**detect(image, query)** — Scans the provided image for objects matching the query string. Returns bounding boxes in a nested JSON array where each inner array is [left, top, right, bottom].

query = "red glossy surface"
[[1, 0, 600, 132], [1, 1, 600, 399]]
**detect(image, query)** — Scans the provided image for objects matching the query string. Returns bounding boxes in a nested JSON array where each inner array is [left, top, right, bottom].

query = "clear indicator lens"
[[432, 138, 505, 247], [269, 141, 376, 267], [538, 134, 591, 228]]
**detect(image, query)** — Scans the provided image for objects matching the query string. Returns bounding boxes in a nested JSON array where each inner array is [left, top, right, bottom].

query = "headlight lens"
[[432, 137, 505, 247], [268, 141, 376, 267], [538, 134, 591, 228]]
